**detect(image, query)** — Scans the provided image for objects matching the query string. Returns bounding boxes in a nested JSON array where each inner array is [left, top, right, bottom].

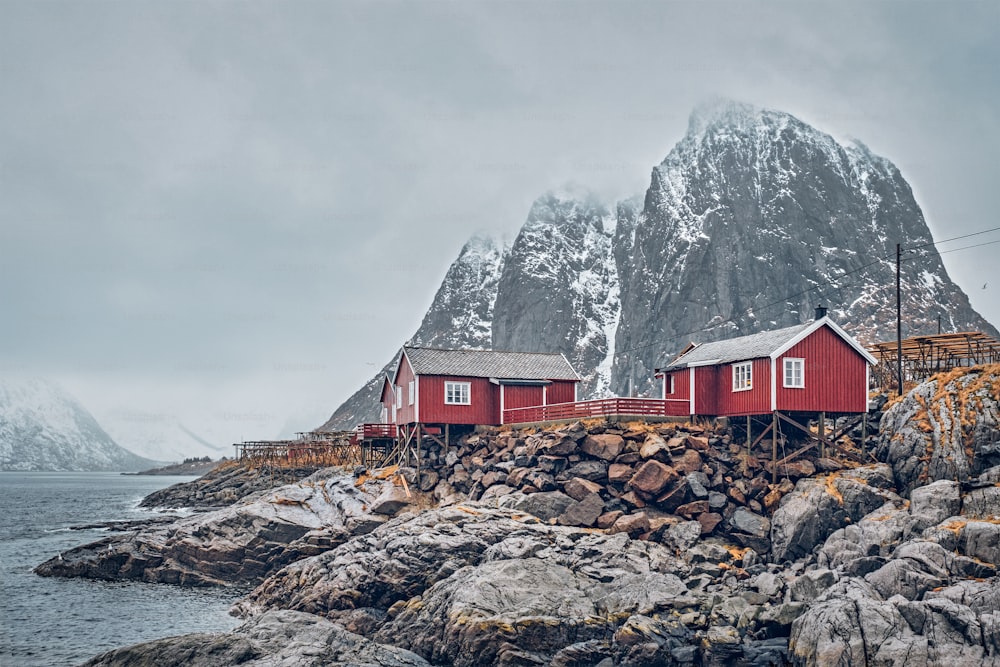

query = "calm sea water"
[[0, 472, 242, 666]]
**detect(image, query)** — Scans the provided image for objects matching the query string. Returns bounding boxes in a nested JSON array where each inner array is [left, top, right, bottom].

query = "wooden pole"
[[818, 412, 826, 459], [862, 413, 868, 458], [416, 424, 422, 475], [746, 415, 752, 456], [771, 412, 778, 483]]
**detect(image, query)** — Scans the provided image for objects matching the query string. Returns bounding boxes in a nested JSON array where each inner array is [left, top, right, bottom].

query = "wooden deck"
[[352, 423, 397, 443], [502, 397, 690, 425]]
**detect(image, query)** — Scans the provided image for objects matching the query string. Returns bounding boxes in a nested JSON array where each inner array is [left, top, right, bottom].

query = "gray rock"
[[686, 472, 710, 499], [80, 610, 431, 666], [36, 473, 389, 587], [514, 491, 576, 521], [963, 486, 1000, 519], [789, 568, 838, 602], [708, 491, 728, 510], [751, 571, 783, 598], [370, 485, 414, 515], [877, 367, 1000, 494], [374, 555, 689, 666], [557, 492, 605, 527], [730, 507, 770, 538], [910, 479, 961, 527], [559, 460, 608, 483], [662, 521, 703, 552], [770, 466, 899, 562]]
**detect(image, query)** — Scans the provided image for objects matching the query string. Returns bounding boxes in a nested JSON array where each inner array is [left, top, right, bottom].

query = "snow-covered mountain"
[[0, 378, 159, 471], [320, 99, 998, 429], [491, 187, 621, 397]]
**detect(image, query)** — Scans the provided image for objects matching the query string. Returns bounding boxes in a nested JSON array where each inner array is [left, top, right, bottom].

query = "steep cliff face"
[[613, 100, 995, 395], [321, 100, 997, 429], [491, 188, 620, 397], [0, 378, 157, 471], [319, 234, 509, 430]]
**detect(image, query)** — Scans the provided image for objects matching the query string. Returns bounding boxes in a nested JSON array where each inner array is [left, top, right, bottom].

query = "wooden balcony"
[[353, 423, 398, 443], [502, 397, 690, 425]]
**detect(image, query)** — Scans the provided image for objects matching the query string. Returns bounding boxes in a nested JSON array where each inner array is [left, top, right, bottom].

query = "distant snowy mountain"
[[98, 410, 229, 463], [320, 99, 998, 429], [0, 379, 158, 471]]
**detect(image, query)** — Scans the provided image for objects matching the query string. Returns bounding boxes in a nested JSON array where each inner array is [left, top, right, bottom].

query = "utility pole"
[[896, 243, 904, 397]]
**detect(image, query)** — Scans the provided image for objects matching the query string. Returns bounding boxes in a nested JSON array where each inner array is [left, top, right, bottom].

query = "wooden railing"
[[503, 397, 690, 425], [354, 423, 397, 441]]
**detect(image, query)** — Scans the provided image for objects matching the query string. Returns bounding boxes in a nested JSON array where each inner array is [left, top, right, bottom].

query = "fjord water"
[[0, 472, 240, 666]]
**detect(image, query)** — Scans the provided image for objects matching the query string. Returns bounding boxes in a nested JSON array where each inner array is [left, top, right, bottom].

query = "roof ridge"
[[405, 345, 566, 357]]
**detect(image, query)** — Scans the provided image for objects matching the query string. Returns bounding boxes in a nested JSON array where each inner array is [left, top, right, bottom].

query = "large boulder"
[[791, 578, 1000, 666], [377, 558, 689, 667], [628, 460, 680, 497], [235, 503, 688, 622], [581, 433, 625, 461], [36, 472, 391, 586], [80, 610, 431, 667], [877, 367, 1000, 494], [770, 465, 899, 562]]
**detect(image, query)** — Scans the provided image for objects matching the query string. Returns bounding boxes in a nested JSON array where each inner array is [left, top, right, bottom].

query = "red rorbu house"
[[655, 307, 877, 429], [377, 346, 580, 442]]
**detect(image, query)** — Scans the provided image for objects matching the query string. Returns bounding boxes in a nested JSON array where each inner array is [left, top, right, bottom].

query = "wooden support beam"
[[748, 420, 774, 453], [818, 412, 826, 459], [746, 415, 752, 456], [771, 412, 778, 484], [415, 423, 422, 475], [862, 413, 868, 457]]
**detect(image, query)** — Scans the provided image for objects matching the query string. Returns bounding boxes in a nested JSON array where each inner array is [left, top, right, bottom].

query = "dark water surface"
[[0, 472, 241, 666]]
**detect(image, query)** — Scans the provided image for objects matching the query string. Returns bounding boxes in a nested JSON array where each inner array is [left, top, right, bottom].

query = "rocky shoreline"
[[42, 366, 1000, 666]]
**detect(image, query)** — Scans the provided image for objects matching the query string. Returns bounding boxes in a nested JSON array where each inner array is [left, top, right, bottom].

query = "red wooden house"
[[382, 346, 580, 428], [655, 309, 877, 419]]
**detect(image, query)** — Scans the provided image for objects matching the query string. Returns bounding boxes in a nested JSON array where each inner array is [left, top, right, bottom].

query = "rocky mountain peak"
[[320, 101, 997, 429]]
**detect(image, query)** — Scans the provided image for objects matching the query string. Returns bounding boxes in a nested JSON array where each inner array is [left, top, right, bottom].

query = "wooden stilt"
[[771, 411, 778, 483], [818, 412, 826, 459], [746, 415, 752, 456], [862, 413, 868, 457], [416, 424, 422, 475]]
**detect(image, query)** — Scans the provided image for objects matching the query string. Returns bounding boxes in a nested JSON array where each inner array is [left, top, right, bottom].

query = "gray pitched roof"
[[666, 322, 813, 369], [402, 347, 580, 381]]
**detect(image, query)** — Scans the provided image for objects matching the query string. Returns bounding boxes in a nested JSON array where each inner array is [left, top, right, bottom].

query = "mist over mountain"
[[0, 378, 159, 471], [321, 100, 997, 430]]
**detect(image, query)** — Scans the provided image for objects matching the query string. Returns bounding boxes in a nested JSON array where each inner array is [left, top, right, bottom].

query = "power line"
[[905, 225, 1000, 252], [935, 237, 1000, 256], [616, 228, 997, 373]]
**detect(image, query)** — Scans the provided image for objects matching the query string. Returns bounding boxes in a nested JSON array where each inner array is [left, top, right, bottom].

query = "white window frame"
[[666, 375, 675, 395], [732, 362, 753, 392], [408, 380, 415, 405], [396, 386, 403, 409], [783, 358, 805, 388], [444, 381, 471, 405]]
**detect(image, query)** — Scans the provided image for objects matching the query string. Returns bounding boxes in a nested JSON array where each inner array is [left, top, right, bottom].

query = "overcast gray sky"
[[2, 1, 998, 453]]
